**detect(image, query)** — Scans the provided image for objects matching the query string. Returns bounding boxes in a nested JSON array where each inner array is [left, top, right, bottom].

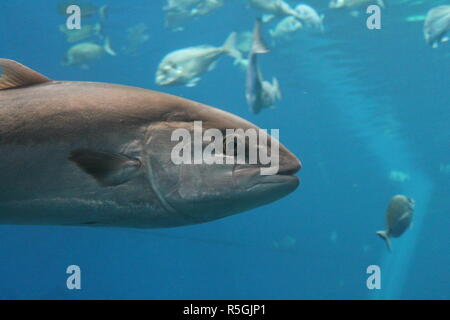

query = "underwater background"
[[0, 0, 448, 299]]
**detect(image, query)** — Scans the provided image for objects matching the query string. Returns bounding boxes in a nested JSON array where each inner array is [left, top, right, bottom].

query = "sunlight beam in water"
[[334, 87, 432, 300], [299, 39, 433, 299]]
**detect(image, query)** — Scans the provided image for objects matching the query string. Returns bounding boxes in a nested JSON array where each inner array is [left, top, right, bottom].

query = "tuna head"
[[140, 102, 301, 226]]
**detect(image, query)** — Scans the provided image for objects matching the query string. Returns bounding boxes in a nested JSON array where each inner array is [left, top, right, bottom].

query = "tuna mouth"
[[267, 170, 300, 185], [277, 161, 301, 176], [233, 162, 300, 177], [233, 158, 301, 190], [262, 158, 302, 187]]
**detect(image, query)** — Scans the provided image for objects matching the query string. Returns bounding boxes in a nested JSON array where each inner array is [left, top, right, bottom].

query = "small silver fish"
[[248, 0, 300, 23], [246, 19, 281, 114], [122, 23, 150, 56], [272, 235, 297, 250], [269, 16, 303, 42], [59, 23, 103, 43], [329, 0, 385, 9], [294, 4, 324, 32], [424, 5, 450, 48], [155, 32, 241, 87], [376, 195, 414, 251], [57, 1, 108, 20], [164, 0, 224, 31], [64, 38, 116, 69]]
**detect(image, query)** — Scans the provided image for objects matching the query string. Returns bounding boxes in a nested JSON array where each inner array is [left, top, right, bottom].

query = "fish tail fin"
[[262, 14, 275, 23], [233, 58, 248, 72], [252, 18, 269, 54], [376, 231, 392, 252], [272, 77, 282, 100], [377, 0, 386, 8], [223, 32, 242, 60], [103, 37, 117, 56]]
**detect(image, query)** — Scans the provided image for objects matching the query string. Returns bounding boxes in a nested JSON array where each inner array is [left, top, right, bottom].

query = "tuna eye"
[[223, 135, 238, 157], [222, 134, 250, 160]]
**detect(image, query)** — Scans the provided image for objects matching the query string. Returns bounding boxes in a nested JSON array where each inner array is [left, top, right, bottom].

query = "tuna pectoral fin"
[[0, 59, 50, 90], [69, 149, 143, 187], [376, 231, 392, 252]]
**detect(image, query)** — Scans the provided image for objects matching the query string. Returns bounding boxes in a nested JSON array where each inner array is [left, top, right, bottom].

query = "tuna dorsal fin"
[[0, 59, 50, 90]]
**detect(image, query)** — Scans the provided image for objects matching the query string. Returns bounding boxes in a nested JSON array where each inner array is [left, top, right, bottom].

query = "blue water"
[[0, 0, 449, 299]]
